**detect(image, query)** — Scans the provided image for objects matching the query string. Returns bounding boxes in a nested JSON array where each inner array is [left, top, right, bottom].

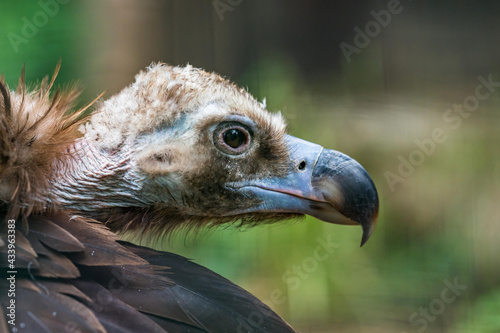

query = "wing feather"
[[71, 279, 171, 333], [29, 216, 85, 252], [106, 242, 297, 333], [0, 279, 106, 333], [0, 231, 39, 269]]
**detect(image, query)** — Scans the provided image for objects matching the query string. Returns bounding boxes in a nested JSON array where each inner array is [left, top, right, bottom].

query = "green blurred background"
[[2, 1, 500, 332]]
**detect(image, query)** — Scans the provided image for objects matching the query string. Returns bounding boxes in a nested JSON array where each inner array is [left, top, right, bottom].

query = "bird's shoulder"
[[0, 212, 296, 333]]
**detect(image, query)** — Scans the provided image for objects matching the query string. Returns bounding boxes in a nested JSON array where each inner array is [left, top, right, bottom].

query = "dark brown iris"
[[223, 128, 246, 149]]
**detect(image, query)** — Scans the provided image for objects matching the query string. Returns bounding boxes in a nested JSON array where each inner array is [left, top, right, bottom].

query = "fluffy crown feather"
[[0, 64, 99, 222]]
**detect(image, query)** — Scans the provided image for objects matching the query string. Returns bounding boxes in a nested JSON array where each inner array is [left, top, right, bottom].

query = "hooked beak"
[[228, 135, 379, 246]]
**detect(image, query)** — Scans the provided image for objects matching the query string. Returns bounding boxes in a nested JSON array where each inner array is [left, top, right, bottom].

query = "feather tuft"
[[0, 65, 100, 223]]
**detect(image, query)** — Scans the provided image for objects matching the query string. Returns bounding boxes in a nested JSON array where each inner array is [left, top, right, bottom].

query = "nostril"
[[298, 160, 306, 171]]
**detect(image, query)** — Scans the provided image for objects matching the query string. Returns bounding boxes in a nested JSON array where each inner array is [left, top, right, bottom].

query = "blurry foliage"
[[454, 288, 500, 333], [0, 1, 84, 87], [1, 1, 500, 332]]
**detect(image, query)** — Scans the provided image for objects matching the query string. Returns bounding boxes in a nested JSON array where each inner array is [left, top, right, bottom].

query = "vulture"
[[0, 63, 379, 333]]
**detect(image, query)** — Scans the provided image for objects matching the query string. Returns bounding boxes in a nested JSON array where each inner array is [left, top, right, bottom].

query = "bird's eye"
[[223, 129, 246, 148], [214, 123, 252, 155]]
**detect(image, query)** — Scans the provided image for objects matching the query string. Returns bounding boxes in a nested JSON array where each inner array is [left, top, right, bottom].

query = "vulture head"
[[46, 63, 379, 245], [0, 63, 380, 332]]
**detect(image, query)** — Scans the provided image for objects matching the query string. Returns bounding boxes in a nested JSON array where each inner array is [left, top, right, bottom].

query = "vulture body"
[[0, 63, 379, 333]]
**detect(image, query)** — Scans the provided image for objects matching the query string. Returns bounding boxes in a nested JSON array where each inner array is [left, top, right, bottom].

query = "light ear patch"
[[137, 147, 179, 175]]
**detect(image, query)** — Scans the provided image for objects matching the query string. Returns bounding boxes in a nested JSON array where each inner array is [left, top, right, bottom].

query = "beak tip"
[[359, 209, 379, 247], [360, 225, 372, 247]]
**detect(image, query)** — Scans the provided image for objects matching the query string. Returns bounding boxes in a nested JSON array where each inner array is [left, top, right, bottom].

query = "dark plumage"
[[0, 63, 379, 332]]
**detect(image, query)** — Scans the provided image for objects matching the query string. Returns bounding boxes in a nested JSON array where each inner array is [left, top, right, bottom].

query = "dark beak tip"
[[360, 224, 373, 247], [359, 207, 379, 247]]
